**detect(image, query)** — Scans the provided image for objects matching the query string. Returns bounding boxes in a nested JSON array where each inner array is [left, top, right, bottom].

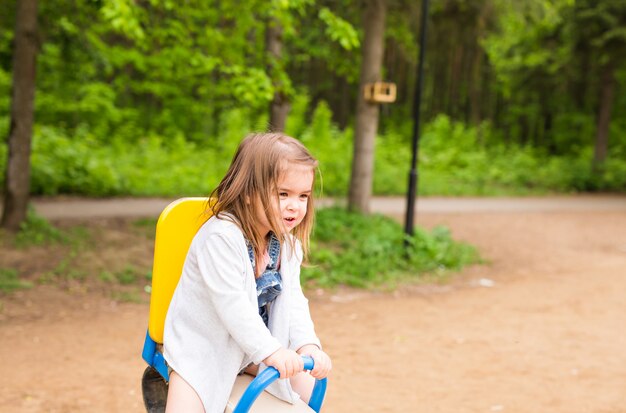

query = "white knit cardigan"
[[163, 215, 321, 413]]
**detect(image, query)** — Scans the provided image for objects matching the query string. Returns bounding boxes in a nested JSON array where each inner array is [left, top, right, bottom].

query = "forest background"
[[1, 0, 625, 199]]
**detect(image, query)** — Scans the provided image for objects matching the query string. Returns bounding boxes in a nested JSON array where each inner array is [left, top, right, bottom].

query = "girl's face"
[[255, 163, 314, 236]]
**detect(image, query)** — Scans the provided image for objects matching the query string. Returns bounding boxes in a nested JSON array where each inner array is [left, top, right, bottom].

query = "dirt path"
[[1, 196, 625, 413], [26, 194, 626, 219]]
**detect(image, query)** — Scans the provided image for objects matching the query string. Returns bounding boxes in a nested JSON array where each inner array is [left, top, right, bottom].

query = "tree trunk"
[[593, 62, 615, 167], [448, 44, 463, 119], [2, 0, 39, 232], [348, 0, 387, 214], [519, 114, 529, 146], [469, 14, 485, 126], [266, 20, 289, 132]]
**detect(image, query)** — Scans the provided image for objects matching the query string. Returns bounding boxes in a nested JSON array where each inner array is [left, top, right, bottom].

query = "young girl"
[[163, 133, 332, 413]]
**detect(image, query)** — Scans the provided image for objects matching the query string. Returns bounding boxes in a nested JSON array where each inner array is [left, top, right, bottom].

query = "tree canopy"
[[1, 0, 624, 199]]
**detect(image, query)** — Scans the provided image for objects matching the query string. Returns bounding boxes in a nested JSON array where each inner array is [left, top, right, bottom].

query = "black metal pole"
[[404, 0, 429, 241]]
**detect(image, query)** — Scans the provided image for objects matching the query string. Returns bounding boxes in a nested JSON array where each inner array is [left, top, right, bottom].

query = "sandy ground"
[[1, 196, 625, 413]]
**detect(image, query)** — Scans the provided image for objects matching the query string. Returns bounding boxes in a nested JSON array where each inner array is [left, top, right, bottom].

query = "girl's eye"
[[299, 194, 309, 200], [279, 192, 288, 198]]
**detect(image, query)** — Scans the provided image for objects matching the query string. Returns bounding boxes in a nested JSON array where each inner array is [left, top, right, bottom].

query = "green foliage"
[[318, 8, 360, 50], [484, 0, 570, 96], [14, 207, 66, 247], [101, 266, 153, 286], [3, 105, 624, 197], [111, 290, 143, 303], [46, 247, 87, 281], [1, 0, 624, 182], [115, 265, 139, 285], [302, 207, 481, 288], [287, 4, 361, 83], [395, 115, 626, 195], [0, 268, 33, 293], [133, 218, 158, 239], [2, 0, 625, 197], [373, 129, 412, 195], [23, 0, 309, 146], [298, 100, 353, 196], [100, 0, 146, 41], [570, 0, 626, 59], [27, 124, 228, 196], [98, 270, 116, 283]]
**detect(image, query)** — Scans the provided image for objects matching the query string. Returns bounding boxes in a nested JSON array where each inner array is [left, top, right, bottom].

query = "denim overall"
[[246, 233, 282, 326]]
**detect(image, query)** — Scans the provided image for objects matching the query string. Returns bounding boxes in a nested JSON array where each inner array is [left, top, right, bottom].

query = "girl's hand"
[[263, 348, 304, 379], [297, 345, 332, 379]]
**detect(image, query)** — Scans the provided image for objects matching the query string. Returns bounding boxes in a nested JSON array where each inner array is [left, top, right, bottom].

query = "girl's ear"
[[245, 196, 250, 205]]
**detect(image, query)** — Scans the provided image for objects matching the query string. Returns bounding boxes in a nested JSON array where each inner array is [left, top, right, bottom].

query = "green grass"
[[98, 271, 116, 283], [303, 207, 481, 288], [0, 268, 33, 293], [115, 265, 139, 285], [4, 207, 90, 250], [132, 218, 158, 239], [0, 205, 481, 295], [13, 207, 67, 247], [111, 290, 143, 303]]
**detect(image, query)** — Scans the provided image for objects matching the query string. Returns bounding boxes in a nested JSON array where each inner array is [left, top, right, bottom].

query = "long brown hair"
[[209, 133, 318, 269]]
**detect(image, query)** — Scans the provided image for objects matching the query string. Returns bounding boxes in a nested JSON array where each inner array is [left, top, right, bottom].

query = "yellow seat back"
[[148, 197, 213, 344]]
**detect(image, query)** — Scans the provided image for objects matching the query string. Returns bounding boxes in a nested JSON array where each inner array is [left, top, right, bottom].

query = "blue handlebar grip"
[[232, 355, 328, 413]]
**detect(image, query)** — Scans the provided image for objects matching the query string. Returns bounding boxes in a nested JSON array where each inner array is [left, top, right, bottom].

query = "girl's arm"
[[287, 241, 321, 352], [197, 232, 281, 364], [287, 241, 332, 379], [288, 282, 320, 351]]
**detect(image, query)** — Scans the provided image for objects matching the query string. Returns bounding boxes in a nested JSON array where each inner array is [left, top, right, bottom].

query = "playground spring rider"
[[140, 198, 328, 412]]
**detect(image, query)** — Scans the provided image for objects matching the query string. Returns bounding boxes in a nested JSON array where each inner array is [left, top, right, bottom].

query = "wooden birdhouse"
[[363, 82, 397, 103]]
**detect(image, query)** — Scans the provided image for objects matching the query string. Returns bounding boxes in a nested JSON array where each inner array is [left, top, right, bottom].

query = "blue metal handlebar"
[[232, 355, 328, 413]]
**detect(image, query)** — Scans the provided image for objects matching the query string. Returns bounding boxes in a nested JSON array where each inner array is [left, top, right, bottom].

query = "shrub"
[[2, 102, 626, 197], [302, 207, 481, 288], [300, 101, 354, 196]]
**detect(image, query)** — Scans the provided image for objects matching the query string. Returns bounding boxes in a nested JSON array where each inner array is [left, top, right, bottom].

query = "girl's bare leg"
[[289, 372, 316, 404], [165, 371, 205, 413], [244, 364, 259, 376]]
